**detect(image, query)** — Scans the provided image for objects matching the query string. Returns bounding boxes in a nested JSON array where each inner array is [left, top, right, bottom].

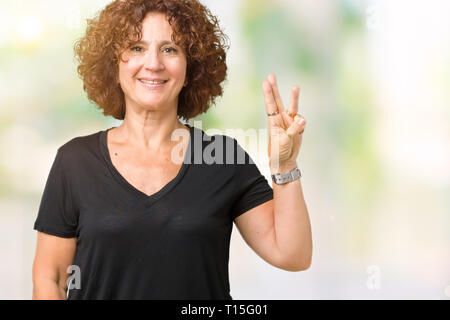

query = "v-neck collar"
[[99, 123, 193, 208]]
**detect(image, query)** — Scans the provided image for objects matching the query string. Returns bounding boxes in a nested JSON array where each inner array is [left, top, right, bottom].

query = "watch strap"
[[271, 167, 302, 184]]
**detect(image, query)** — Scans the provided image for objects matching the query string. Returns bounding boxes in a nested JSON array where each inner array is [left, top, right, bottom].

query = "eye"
[[163, 47, 177, 53], [130, 46, 144, 52]]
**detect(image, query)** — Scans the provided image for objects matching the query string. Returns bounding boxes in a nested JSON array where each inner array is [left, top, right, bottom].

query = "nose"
[[143, 47, 165, 71]]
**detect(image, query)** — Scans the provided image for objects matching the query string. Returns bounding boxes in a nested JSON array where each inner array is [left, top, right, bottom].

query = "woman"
[[32, 0, 311, 300]]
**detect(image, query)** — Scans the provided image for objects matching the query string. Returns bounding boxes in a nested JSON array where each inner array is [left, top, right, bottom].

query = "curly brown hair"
[[74, 0, 229, 121]]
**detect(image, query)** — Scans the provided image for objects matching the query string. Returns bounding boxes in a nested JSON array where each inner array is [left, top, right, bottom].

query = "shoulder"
[[55, 129, 104, 165], [190, 124, 251, 165], [191, 124, 235, 146]]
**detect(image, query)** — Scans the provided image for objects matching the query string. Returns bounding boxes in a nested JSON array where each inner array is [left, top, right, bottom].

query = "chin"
[[138, 98, 170, 109]]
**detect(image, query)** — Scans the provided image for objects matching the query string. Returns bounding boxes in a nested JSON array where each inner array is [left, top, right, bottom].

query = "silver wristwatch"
[[271, 167, 302, 184]]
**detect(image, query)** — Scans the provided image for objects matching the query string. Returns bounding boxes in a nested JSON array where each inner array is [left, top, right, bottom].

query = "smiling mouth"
[[138, 79, 168, 89]]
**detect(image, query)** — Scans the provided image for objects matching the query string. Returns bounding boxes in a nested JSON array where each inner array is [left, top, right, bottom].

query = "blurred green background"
[[0, 0, 449, 299]]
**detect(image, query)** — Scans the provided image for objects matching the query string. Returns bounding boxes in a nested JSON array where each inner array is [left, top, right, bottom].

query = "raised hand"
[[262, 74, 307, 173]]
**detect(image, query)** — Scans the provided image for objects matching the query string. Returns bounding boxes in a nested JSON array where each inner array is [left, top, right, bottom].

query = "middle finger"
[[268, 74, 290, 127]]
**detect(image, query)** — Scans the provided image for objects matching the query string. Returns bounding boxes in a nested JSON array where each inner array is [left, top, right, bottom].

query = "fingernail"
[[268, 74, 276, 83]]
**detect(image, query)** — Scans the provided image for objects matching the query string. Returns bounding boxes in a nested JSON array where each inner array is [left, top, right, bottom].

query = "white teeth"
[[140, 80, 166, 84]]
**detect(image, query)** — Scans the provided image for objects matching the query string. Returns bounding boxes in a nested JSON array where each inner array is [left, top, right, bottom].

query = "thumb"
[[286, 115, 306, 138]]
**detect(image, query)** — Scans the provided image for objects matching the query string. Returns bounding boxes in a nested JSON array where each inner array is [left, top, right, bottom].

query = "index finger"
[[262, 80, 277, 114], [262, 80, 281, 120], [262, 81, 283, 126]]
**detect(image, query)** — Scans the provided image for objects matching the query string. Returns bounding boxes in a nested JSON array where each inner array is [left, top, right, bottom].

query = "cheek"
[[167, 61, 187, 82], [119, 61, 139, 83]]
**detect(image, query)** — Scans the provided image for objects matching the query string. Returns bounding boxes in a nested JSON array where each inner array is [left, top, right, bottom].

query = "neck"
[[114, 107, 186, 153]]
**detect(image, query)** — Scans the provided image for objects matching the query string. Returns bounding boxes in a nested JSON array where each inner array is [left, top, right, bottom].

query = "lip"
[[139, 77, 168, 82], [138, 79, 168, 90]]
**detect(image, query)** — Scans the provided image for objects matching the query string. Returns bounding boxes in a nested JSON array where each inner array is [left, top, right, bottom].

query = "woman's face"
[[118, 12, 187, 113]]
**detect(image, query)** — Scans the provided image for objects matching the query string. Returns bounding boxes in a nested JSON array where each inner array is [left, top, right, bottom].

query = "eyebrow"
[[134, 40, 177, 46]]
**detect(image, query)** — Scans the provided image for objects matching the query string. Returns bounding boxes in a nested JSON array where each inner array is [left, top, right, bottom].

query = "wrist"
[[269, 162, 298, 174], [271, 166, 302, 184]]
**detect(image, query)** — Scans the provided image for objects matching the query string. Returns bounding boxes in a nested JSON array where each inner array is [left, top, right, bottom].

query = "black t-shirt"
[[33, 123, 274, 300]]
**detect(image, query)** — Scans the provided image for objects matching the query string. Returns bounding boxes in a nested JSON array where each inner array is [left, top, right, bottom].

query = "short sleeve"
[[33, 149, 79, 238], [230, 140, 274, 221]]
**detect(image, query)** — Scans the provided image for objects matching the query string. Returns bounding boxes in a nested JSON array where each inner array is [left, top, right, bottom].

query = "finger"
[[262, 80, 283, 127], [267, 74, 285, 115], [286, 115, 306, 138], [262, 80, 277, 114], [287, 86, 300, 117], [268, 74, 292, 128]]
